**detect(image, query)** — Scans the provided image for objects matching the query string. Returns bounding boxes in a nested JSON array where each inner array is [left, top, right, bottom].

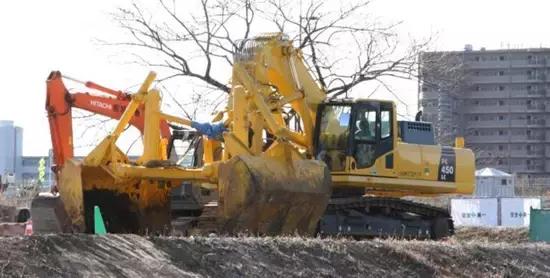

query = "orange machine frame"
[[45, 71, 171, 175]]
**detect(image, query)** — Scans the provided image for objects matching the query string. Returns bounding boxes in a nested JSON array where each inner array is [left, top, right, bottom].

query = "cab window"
[[353, 106, 377, 168], [317, 105, 351, 171], [354, 110, 376, 141], [381, 110, 391, 139], [349, 103, 394, 170]]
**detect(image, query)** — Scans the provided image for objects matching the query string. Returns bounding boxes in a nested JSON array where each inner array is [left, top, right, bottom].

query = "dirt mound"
[[454, 227, 529, 243], [0, 234, 548, 277]]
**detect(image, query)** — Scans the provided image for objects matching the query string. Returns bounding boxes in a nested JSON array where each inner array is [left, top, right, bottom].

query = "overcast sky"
[[1, 0, 549, 156]]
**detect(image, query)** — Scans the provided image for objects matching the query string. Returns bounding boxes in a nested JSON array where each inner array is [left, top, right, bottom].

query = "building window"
[[527, 100, 532, 105], [527, 70, 532, 75], [526, 159, 531, 165], [498, 159, 503, 165], [499, 115, 504, 120], [527, 130, 532, 136], [527, 145, 532, 151], [475, 56, 480, 61], [475, 100, 480, 105], [499, 130, 505, 135], [527, 85, 532, 90], [499, 100, 504, 106], [22, 159, 39, 166], [498, 145, 504, 151], [474, 116, 479, 121], [501, 179, 507, 185], [474, 130, 479, 136], [499, 86, 505, 91], [498, 71, 505, 76]]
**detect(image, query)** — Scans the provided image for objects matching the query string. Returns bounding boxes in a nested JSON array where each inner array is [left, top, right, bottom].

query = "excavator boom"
[[45, 71, 171, 173]]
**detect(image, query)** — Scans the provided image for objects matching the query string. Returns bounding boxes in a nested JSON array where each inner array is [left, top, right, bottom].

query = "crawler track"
[[320, 197, 453, 239]]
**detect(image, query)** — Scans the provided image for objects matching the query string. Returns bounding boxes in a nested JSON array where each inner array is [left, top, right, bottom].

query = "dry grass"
[[453, 227, 529, 244], [0, 231, 546, 277]]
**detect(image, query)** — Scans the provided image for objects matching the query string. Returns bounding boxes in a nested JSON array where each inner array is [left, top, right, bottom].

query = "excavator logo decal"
[[90, 100, 113, 110], [438, 147, 456, 182]]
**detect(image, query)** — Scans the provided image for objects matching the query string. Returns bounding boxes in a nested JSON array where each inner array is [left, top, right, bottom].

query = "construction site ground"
[[0, 227, 547, 277]]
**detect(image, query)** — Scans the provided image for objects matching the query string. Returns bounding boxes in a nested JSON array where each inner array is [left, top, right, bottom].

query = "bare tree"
[[418, 51, 469, 146], [110, 0, 432, 100]]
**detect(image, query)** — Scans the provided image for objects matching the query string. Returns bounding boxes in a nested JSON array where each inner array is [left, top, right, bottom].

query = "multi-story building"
[[419, 46, 550, 178], [20, 156, 51, 185], [20, 155, 142, 186], [0, 120, 23, 180], [0, 121, 52, 185], [0, 120, 143, 186]]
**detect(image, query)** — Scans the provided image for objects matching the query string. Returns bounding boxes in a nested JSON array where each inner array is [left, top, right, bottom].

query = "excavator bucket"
[[32, 159, 85, 233], [218, 154, 331, 236], [80, 165, 172, 234], [32, 159, 172, 234], [33, 156, 330, 236]]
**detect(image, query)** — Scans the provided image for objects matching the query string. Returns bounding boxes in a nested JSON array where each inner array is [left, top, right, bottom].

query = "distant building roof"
[[475, 167, 512, 177], [421, 47, 550, 55]]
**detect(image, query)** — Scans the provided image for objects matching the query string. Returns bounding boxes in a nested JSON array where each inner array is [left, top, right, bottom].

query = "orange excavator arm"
[[45, 71, 171, 173]]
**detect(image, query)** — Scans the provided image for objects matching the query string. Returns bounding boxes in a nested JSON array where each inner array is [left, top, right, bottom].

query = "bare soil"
[[0, 231, 547, 278]]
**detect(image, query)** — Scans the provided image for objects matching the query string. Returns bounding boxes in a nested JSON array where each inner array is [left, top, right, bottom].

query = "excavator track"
[[319, 197, 453, 240], [171, 202, 219, 236], [192, 202, 219, 234], [172, 197, 453, 240]]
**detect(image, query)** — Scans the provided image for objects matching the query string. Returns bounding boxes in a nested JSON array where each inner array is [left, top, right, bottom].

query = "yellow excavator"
[[33, 34, 474, 239]]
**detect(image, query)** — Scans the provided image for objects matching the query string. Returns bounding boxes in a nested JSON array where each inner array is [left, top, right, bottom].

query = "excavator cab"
[[166, 127, 206, 218], [314, 99, 395, 173]]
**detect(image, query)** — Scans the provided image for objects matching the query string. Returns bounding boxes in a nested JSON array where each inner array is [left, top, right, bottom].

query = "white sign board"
[[450, 198, 498, 227], [500, 198, 541, 227]]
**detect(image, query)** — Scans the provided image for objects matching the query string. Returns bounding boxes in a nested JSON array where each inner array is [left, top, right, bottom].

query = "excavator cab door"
[[315, 100, 394, 171], [350, 101, 394, 170], [166, 127, 205, 216], [314, 103, 352, 171]]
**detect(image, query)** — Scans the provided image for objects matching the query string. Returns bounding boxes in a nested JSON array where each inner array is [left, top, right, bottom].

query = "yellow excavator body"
[[320, 100, 475, 196], [35, 69, 331, 235], [34, 34, 474, 239]]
